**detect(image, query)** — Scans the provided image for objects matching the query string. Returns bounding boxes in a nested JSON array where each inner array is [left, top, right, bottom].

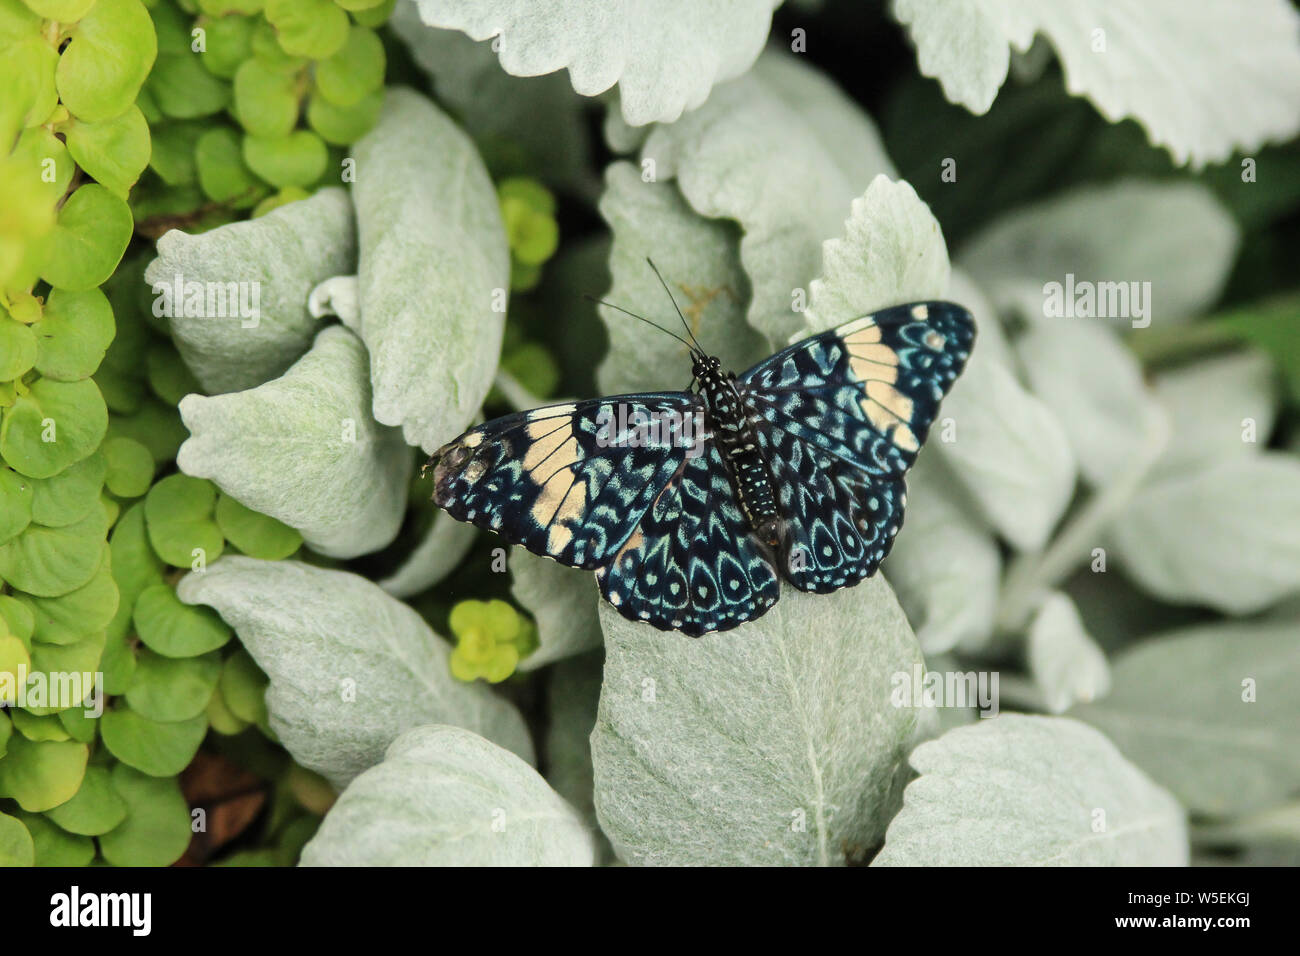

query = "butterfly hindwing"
[[740, 301, 974, 592], [429, 393, 703, 570], [595, 443, 780, 635]]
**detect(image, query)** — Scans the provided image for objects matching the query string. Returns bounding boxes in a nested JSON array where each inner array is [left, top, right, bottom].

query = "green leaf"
[[893, 0, 1300, 167], [133, 582, 231, 658], [125, 649, 221, 722], [55, 0, 157, 122], [0, 377, 108, 479], [0, 811, 34, 867], [264, 0, 349, 59], [213, 493, 301, 560], [958, 180, 1239, 328], [200, 12, 256, 80], [873, 715, 1187, 865], [144, 185, 355, 393], [0, 317, 37, 381], [10, 709, 70, 741], [27, 630, 105, 688], [100, 705, 207, 776], [102, 435, 154, 498], [61, 104, 151, 199], [305, 85, 382, 145], [595, 161, 766, 395], [105, 396, 187, 464], [39, 184, 134, 291], [16, 811, 94, 866], [593, 576, 923, 866], [28, 452, 104, 528], [232, 55, 302, 139], [143, 473, 224, 568], [177, 326, 407, 558], [412, 0, 780, 125], [351, 88, 509, 452], [508, 548, 601, 671], [0, 734, 88, 812], [106, 501, 165, 639], [300, 725, 593, 866], [194, 126, 266, 207], [314, 24, 384, 107], [145, 342, 201, 406], [0, 507, 107, 597], [147, 120, 204, 186], [1073, 620, 1300, 817], [0, 467, 34, 545], [242, 129, 327, 188], [30, 287, 116, 381], [218, 647, 268, 725], [148, 50, 231, 119], [1109, 453, 1300, 614], [21, 543, 118, 644], [98, 763, 191, 865], [176, 557, 535, 789]]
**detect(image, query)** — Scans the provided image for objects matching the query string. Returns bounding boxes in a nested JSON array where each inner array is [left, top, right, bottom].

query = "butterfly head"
[[692, 354, 723, 382]]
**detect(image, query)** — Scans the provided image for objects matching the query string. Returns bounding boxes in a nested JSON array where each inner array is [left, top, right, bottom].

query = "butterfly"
[[427, 263, 975, 635]]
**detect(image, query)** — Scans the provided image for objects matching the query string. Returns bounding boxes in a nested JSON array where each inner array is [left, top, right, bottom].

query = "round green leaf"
[[232, 55, 301, 138], [214, 493, 301, 559], [0, 811, 34, 867], [201, 14, 256, 80], [0, 318, 37, 380], [125, 649, 221, 722], [55, 0, 157, 123], [314, 25, 384, 107], [100, 705, 207, 776], [26, 631, 105, 699], [148, 51, 231, 119], [30, 286, 116, 381], [44, 764, 128, 835], [105, 396, 187, 464], [0, 735, 88, 811], [0, 507, 108, 596], [242, 129, 327, 188], [102, 435, 154, 497], [61, 104, 151, 200], [306, 86, 382, 146], [0, 467, 34, 544], [133, 582, 232, 657], [264, 0, 348, 59], [144, 473, 225, 567], [28, 451, 106, 527], [56, 705, 96, 743], [16, 810, 95, 866], [22, 0, 99, 19], [206, 683, 249, 735], [0, 595, 36, 645], [145, 343, 201, 406], [39, 184, 133, 291], [98, 763, 191, 865], [0, 376, 108, 478], [195, 126, 267, 208], [147, 120, 203, 186], [0, 634, 32, 704], [0, 37, 59, 141], [219, 647, 268, 725], [10, 709, 71, 741], [21, 544, 118, 644]]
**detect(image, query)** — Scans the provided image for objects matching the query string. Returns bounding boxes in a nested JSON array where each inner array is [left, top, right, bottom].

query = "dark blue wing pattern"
[[429, 394, 701, 570], [594, 443, 780, 635], [739, 301, 974, 592]]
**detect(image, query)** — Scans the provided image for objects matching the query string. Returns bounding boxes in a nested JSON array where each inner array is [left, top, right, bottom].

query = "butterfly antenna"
[[583, 294, 699, 354], [645, 257, 705, 355]]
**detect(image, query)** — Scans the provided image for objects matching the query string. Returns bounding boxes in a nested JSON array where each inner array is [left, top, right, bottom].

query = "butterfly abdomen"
[[698, 365, 782, 547]]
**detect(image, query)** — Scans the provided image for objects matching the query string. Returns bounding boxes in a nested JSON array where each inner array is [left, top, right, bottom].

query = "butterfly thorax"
[[694, 355, 782, 548]]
